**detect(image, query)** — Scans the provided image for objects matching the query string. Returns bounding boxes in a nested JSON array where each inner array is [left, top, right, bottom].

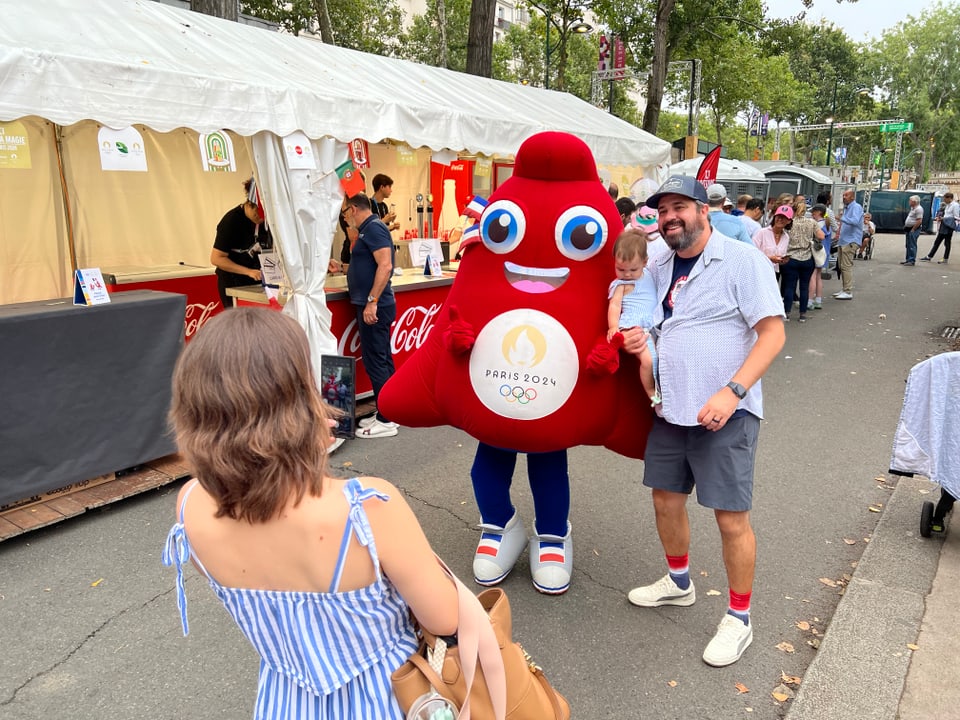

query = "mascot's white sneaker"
[[473, 512, 527, 586], [529, 521, 572, 595]]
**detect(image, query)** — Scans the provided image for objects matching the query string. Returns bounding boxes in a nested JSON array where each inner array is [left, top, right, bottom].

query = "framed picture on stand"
[[320, 354, 356, 438]]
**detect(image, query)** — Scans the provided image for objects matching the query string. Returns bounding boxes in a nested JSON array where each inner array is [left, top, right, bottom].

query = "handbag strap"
[[434, 557, 508, 720], [532, 666, 567, 719]]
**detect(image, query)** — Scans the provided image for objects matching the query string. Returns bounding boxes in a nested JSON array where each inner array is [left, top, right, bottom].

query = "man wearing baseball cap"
[[705, 183, 754, 245], [623, 175, 785, 667]]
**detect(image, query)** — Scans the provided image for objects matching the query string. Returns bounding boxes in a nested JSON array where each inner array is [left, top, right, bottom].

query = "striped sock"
[[666, 553, 690, 590], [728, 589, 751, 625]]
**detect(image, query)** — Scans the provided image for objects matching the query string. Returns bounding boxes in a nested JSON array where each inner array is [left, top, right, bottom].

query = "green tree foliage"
[[240, 0, 405, 55], [870, 1, 960, 174], [404, 0, 473, 70]]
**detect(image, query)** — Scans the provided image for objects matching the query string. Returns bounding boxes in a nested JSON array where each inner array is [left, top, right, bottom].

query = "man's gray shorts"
[[642, 413, 760, 511]]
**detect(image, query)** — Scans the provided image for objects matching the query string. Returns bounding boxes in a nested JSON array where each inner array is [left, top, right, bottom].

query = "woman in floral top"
[[782, 198, 824, 323]]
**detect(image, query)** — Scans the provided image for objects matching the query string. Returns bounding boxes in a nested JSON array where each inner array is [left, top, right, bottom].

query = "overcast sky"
[[762, 0, 942, 42]]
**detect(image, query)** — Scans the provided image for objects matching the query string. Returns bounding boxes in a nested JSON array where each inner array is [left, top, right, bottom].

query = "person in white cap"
[[705, 183, 754, 245]]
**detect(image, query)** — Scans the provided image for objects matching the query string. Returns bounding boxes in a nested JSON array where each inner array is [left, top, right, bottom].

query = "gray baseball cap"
[[645, 175, 709, 208]]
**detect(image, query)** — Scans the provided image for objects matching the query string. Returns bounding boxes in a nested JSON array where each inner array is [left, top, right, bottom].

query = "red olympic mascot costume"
[[379, 132, 652, 594]]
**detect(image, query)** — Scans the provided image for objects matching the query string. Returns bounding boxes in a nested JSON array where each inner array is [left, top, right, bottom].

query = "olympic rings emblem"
[[499, 385, 538, 404]]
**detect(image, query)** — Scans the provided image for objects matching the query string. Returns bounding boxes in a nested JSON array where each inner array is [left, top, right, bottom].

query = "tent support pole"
[[54, 123, 78, 272]]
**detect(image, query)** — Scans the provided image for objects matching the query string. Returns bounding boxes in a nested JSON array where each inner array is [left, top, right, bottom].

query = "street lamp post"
[[826, 77, 838, 166], [530, 2, 591, 90]]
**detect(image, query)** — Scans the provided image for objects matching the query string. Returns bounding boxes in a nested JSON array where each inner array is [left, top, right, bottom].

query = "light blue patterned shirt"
[[649, 230, 784, 426]]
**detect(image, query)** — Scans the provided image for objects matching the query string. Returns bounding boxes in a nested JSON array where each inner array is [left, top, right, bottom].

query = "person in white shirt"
[[901, 195, 924, 266], [920, 192, 958, 264]]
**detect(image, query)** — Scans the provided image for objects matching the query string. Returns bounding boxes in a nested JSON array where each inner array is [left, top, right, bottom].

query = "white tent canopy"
[[0, 0, 670, 381], [0, 0, 670, 169]]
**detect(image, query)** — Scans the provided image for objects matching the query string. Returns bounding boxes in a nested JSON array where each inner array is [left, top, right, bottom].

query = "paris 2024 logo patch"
[[469, 308, 577, 420]]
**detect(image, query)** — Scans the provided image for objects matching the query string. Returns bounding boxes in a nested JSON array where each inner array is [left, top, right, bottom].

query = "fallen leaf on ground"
[[776, 641, 795, 654], [907, 644, 919, 651], [667, 680, 678, 687], [342, 461, 353, 468], [819, 577, 837, 587], [91, 578, 104, 587], [700, 570, 709, 576], [868, 505, 882, 513], [706, 589, 722, 596], [593, 549, 600, 556], [796, 621, 810, 631], [843, 538, 857, 545], [771, 683, 796, 702], [735, 683, 749, 694], [780, 672, 801, 685], [808, 638, 821, 649]]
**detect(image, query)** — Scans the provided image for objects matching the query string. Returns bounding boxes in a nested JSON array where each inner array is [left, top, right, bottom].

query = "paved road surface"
[[1, 232, 957, 719]]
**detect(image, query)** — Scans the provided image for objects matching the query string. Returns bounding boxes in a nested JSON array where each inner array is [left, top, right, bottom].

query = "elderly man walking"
[[834, 189, 863, 300], [901, 195, 924, 266]]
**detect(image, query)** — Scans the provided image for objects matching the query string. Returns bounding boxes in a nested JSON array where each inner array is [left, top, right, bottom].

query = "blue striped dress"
[[162, 478, 419, 719]]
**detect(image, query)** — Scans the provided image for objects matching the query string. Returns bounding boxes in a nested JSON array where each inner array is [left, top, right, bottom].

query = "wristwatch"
[[726, 381, 747, 399], [366, 295, 378, 303]]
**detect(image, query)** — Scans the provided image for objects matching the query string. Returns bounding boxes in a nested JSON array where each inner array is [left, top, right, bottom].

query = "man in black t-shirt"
[[211, 183, 270, 308]]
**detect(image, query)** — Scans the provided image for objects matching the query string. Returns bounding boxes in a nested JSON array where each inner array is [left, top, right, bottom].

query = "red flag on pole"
[[696, 146, 722, 189]]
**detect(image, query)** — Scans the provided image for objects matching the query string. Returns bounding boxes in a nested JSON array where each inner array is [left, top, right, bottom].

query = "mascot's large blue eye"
[[555, 206, 608, 260], [481, 200, 526, 254]]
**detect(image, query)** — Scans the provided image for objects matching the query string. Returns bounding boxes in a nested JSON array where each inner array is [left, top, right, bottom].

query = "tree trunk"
[[466, 0, 496, 77], [312, 0, 335, 43], [642, 0, 676, 135], [437, 0, 449, 69], [191, 0, 237, 21]]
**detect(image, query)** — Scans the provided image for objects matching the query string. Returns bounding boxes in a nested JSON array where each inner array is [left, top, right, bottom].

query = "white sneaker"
[[831, 290, 845, 297], [328, 437, 345, 454], [835, 291, 853, 300], [474, 512, 528, 586], [354, 419, 398, 438], [702, 614, 753, 667], [627, 574, 696, 607], [529, 521, 573, 595], [358, 415, 377, 428]]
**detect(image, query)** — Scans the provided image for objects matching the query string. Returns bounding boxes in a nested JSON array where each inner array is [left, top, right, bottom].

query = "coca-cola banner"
[[104, 271, 223, 342], [334, 286, 449, 395]]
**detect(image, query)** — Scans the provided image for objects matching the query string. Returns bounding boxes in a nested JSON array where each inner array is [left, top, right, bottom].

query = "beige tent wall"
[[0, 117, 71, 304], [332, 142, 431, 260], [598, 162, 665, 202], [59, 122, 253, 273]]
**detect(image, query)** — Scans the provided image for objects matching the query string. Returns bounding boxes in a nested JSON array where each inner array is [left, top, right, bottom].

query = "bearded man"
[[621, 175, 785, 667]]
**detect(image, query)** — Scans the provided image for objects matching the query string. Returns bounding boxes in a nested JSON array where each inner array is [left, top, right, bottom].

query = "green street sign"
[[880, 122, 914, 133]]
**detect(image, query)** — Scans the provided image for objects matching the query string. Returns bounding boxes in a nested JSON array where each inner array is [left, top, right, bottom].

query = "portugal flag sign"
[[336, 159, 365, 197], [696, 146, 722, 189]]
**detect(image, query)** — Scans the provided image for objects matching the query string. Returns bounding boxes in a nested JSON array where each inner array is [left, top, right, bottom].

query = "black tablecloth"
[[0, 290, 185, 507]]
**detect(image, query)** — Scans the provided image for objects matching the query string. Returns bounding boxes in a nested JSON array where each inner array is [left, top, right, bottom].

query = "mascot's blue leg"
[[527, 450, 569, 536], [527, 449, 573, 595], [471, 443, 526, 586], [471, 442, 517, 526]]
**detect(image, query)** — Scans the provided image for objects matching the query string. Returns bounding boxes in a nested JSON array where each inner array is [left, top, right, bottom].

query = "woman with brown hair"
[[781, 198, 824, 323], [162, 308, 457, 719]]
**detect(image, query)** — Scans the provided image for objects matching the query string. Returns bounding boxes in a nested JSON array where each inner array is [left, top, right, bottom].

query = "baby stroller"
[[889, 351, 960, 537]]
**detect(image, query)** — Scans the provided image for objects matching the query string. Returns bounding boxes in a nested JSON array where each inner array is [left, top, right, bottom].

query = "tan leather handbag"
[[391, 561, 570, 720]]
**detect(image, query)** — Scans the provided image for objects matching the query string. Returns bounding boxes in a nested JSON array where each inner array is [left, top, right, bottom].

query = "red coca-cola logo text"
[[337, 302, 442, 357], [184, 301, 220, 340]]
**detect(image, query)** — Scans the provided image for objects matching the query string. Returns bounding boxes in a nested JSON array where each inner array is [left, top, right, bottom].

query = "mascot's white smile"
[[503, 261, 570, 294]]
